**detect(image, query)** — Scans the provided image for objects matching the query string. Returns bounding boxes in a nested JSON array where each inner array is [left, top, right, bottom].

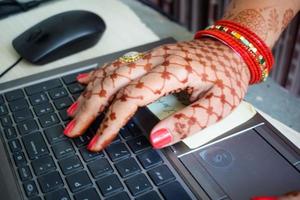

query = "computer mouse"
[[12, 10, 106, 65]]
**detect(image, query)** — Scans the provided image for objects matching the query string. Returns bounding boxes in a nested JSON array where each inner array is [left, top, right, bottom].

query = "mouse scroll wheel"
[[27, 29, 43, 42]]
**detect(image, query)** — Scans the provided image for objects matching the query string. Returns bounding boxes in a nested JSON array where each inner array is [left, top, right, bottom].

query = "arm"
[[224, 0, 300, 48]]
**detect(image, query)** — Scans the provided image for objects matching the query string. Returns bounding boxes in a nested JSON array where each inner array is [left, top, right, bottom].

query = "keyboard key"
[[125, 174, 152, 196], [0, 115, 12, 127], [17, 119, 38, 135], [5, 89, 24, 101], [119, 127, 132, 140], [25, 79, 62, 95], [44, 125, 66, 144], [106, 143, 130, 162], [148, 165, 175, 186], [0, 104, 8, 116], [4, 127, 17, 140], [29, 92, 49, 106], [22, 132, 49, 160], [54, 96, 73, 110], [39, 113, 59, 128], [32, 156, 56, 176], [159, 181, 191, 200], [23, 180, 38, 197], [127, 136, 150, 153], [8, 139, 22, 152], [33, 103, 54, 116], [80, 147, 104, 162], [106, 192, 130, 200], [67, 83, 84, 94], [115, 157, 141, 178], [49, 87, 68, 100], [13, 108, 33, 122], [88, 158, 113, 178], [127, 121, 143, 136], [66, 171, 92, 192], [13, 152, 27, 166], [74, 188, 101, 200], [136, 191, 161, 200], [9, 99, 28, 112], [59, 155, 83, 175], [62, 73, 78, 85], [45, 188, 71, 200], [96, 174, 123, 196], [137, 149, 163, 169], [59, 109, 71, 121], [52, 140, 74, 159], [73, 133, 92, 147], [38, 171, 63, 193], [18, 165, 32, 181]]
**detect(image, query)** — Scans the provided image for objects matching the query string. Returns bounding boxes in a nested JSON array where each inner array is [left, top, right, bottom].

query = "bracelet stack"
[[194, 20, 274, 84]]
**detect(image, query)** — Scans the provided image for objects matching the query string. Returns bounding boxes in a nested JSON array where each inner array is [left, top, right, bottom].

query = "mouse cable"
[[0, 57, 23, 78]]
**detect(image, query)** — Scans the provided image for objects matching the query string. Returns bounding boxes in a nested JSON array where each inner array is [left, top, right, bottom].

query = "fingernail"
[[150, 128, 173, 149], [76, 73, 89, 81], [67, 101, 78, 116], [64, 120, 76, 136], [87, 134, 100, 151], [251, 197, 278, 200]]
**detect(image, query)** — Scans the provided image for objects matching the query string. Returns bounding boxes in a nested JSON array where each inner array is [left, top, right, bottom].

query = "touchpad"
[[180, 129, 300, 200]]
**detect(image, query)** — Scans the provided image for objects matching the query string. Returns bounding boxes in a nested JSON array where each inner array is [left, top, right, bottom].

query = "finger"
[[77, 59, 128, 84], [87, 62, 199, 151], [65, 51, 166, 137], [149, 84, 246, 149], [76, 71, 94, 84]]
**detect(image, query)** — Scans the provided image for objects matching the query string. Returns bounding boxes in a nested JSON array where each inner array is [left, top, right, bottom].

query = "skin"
[[65, 0, 300, 198]]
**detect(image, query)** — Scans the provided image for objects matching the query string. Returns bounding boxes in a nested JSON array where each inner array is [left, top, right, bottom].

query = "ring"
[[119, 51, 144, 63]]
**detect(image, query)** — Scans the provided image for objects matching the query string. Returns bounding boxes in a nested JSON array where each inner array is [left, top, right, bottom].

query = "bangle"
[[194, 20, 274, 84]]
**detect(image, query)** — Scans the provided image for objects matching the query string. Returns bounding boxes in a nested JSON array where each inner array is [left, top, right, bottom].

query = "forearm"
[[223, 0, 300, 48]]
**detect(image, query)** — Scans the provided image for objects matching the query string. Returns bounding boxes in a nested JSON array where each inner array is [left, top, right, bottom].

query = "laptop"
[[0, 38, 299, 200]]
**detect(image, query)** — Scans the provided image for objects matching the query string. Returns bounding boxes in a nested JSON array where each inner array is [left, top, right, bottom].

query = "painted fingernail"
[[251, 197, 278, 200], [76, 73, 89, 81], [67, 101, 78, 116], [87, 134, 100, 151], [150, 128, 173, 149], [64, 120, 76, 136]]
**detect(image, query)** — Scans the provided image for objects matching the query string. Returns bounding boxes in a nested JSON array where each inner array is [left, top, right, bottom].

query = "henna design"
[[281, 8, 294, 31], [90, 39, 249, 148], [231, 9, 268, 40], [267, 9, 279, 32]]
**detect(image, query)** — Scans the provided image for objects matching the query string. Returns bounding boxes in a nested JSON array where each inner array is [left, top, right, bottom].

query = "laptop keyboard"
[[0, 71, 192, 200]]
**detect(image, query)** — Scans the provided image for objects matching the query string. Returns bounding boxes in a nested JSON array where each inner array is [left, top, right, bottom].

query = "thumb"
[[149, 88, 241, 149]]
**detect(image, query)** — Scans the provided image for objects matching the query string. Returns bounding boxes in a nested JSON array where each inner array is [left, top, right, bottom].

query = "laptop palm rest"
[[179, 127, 300, 200]]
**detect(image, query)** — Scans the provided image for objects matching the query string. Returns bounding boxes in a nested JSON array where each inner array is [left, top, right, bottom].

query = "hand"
[[64, 38, 250, 151]]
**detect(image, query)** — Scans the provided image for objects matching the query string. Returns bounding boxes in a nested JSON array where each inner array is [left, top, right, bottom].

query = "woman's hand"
[[64, 38, 250, 151]]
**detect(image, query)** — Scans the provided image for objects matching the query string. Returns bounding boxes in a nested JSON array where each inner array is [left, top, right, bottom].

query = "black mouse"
[[12, 10, 106, 65]]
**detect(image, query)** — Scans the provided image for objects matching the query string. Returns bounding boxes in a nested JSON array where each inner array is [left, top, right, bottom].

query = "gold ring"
[[119, 51, 144, 63]]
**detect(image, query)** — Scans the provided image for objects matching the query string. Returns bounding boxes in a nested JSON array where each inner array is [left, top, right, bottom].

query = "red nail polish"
[[251, 197, 278, 200], [76, 73, 88, 81], [87, 134, 100, 151], [67, 101, 78, 116], [64, 120, 76, 136], [150, 128, 173, 149]]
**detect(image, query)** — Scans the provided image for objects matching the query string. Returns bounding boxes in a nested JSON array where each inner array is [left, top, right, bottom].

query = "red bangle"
[[194, 20, 274, 84], [216, 20, 274, 71]]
